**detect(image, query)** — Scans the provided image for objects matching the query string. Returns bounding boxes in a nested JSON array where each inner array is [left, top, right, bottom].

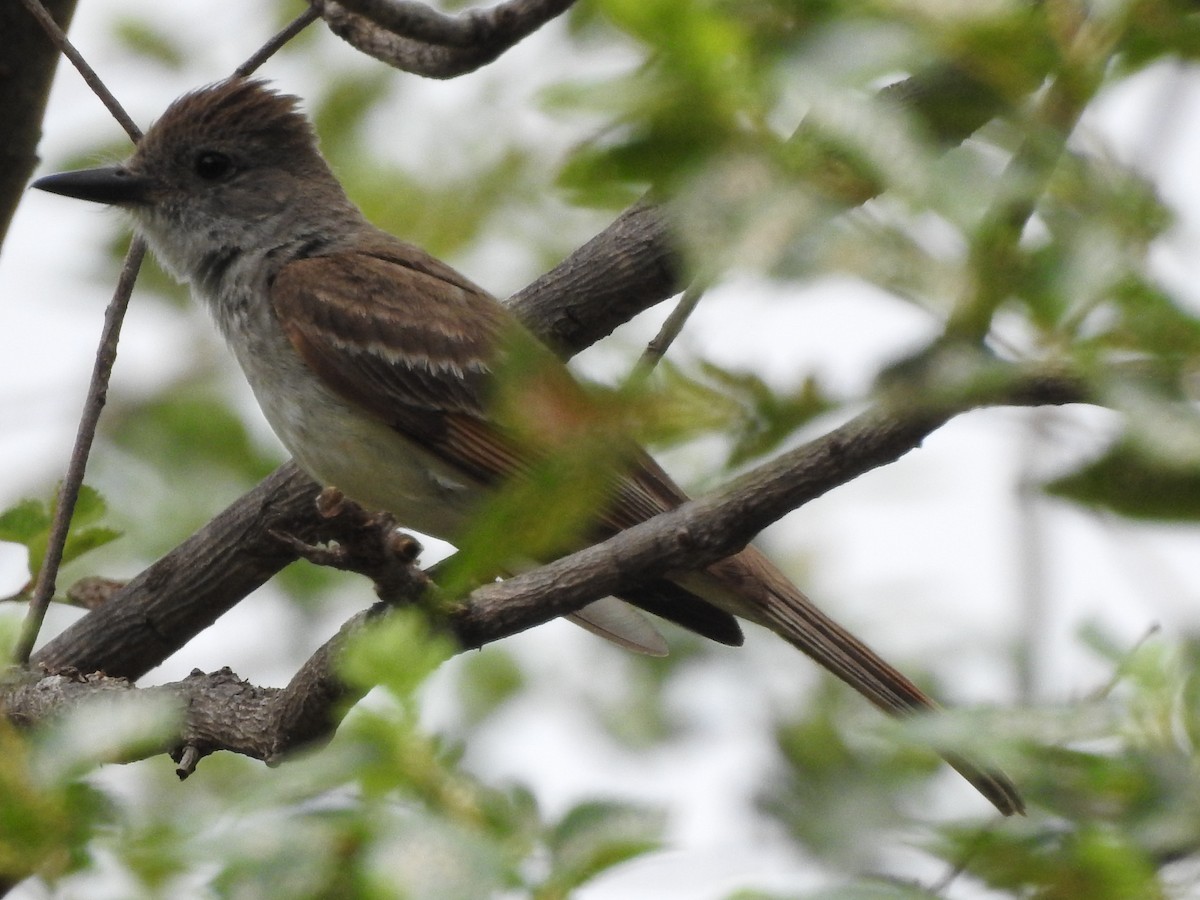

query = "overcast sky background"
[[6, 3, 1200, 897]]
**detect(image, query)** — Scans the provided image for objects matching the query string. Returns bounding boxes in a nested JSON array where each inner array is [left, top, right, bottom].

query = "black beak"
[[32, 165, 156, 206]]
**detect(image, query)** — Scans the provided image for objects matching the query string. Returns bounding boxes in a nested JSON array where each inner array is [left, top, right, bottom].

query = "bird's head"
[[33, 78, 347, 283]]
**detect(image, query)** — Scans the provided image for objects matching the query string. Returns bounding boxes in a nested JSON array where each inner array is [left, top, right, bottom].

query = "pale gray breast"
[[198, 267, 479, 540]]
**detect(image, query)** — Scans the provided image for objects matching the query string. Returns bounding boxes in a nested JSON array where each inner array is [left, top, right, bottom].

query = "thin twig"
[[630, 283, 706, 383], [16, 0, 141, 141], [235, 6, 322, 77], [16, 0, 320, 668], [15, 0, 147, 664], [944, 16, 1102, 342], [15, 239, 147, 664]]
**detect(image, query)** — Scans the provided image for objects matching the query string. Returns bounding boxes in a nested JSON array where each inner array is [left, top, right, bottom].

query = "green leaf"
[[696, 364, 833, 468], [540, 800, 664, 893], [0, 500, 51, 549], [1044, 439, 1200, 521], [340, 608, 456, 703], [58, 485, 121, 569], [442, 443, 615, 597], [556, 0, 768, 202], [0, 486, 121, 582], [437, 328, 633, 596], [627, 360, 743, 449], [936, 822, 1164, 898], [1119, 0, 1200, 71], [1099, 278, 1200, 364], [0, 723, 115, 885], [902, 2, 1057, 107], [1179, 639, 1200, 756], [60, 526, 122, 570]]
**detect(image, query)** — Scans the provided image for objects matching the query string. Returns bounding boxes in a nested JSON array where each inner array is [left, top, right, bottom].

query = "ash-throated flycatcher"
[[34, 78, 1021, 815]]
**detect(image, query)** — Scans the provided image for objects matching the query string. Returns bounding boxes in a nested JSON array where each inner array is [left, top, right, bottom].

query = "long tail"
[[693, 546, 1025, 816]]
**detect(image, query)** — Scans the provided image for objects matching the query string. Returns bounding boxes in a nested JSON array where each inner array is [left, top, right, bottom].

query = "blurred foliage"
[[0, 611, 665, 897], [760, 678, 942, 871], [1045, 436, 1200, 520], [921, 634, 1200, 900], [0, 486, 121, 602], [10, 616, 1200, 896], [10, 0, 1200, 896], [752, 632, 1200, 897], [455, 645, 527, 726], [102, 381, 277, 485], [0, 720, 113, 886], [111, 17, 186, 69], [623, 359, 835, 467], [591, 625, 718, 747]]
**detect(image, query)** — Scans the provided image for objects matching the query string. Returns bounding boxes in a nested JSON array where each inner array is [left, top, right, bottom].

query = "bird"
[[33, 78, 1023, 815]]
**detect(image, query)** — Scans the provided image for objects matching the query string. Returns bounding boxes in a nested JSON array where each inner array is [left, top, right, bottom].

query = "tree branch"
[[32, 463, 321, 678], [15, 240, 146, 665], [16, 0, 141, 142], [235, 7, 323, 78], [311, 0, 575, 78], [507, 200, 681, 355], [13, 547, 425, 774], [7, 605, 404, 775], [448, 365, 1088, 646], [14, 363, 1086, 768]]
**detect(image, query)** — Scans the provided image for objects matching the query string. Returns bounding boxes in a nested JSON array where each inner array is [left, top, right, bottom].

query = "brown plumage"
[[33, 78, 1024, 816]]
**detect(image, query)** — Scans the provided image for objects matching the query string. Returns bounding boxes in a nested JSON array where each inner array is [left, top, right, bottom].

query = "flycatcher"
[[34, 78, 1021, 815]]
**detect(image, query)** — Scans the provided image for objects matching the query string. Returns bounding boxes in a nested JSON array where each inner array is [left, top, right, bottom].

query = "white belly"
[[272, 389, 478, 540], [225, 311, 479, 540]]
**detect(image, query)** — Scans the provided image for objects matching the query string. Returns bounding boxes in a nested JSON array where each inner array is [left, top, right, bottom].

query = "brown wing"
[[273, 238, 690, 515], [271, 241, 528, 486], [270, 237, 742, 645]]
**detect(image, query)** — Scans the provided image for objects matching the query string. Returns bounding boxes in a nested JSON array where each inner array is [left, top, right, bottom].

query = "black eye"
[[194, 151, 233, 180]]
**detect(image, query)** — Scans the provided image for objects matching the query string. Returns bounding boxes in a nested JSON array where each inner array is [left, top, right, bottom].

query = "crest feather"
[[135, 78, 319, 170]]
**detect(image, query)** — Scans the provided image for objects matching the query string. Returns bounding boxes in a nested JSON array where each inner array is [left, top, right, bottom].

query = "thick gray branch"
[[4, 658, 343, 773], [507, 201, 680, 355], [33, 464, 323, 678], [12, 567, 419, 771], [311, 0, 575, 78]]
